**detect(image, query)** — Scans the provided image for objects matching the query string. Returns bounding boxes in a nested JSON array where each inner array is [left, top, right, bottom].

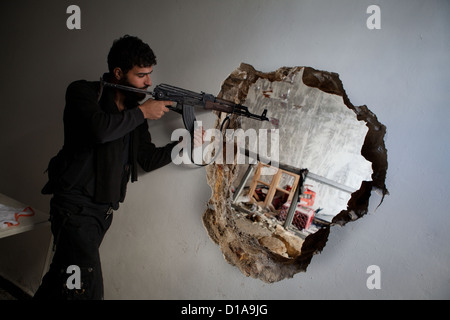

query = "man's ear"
[[113, 67, 124, 81]]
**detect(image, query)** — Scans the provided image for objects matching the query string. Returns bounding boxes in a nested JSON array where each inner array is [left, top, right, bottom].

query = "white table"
[[0, 193, 52, 292], [0, 193, 50, 239]]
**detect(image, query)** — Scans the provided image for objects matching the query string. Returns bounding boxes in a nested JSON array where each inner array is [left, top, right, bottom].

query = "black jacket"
[[42, 75, 177, 208]]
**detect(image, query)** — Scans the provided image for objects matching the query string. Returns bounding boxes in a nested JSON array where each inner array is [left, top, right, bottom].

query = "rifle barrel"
[[102, 81, 154, 96]]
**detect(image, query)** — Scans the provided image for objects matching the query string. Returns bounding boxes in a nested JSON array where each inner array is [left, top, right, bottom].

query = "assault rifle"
[[100, 80, 278, 134]]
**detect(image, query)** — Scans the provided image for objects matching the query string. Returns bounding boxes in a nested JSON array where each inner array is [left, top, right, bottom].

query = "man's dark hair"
[[107, 35, 157, 74]]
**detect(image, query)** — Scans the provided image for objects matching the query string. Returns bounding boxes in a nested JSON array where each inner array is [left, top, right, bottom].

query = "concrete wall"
[[0, 0, 449, 299]]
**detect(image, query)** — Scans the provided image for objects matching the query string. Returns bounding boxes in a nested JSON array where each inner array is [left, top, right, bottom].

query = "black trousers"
[[33, 196, 113, 300]]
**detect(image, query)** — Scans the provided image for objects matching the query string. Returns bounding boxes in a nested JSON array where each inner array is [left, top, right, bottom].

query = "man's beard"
[[118, 77, 148, 107]]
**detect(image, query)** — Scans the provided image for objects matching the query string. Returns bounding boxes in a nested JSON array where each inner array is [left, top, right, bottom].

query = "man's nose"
[[145, 74, 152, 87]]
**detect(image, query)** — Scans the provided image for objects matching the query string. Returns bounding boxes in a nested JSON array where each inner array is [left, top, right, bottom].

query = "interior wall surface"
[[0, 0, 449, 299]]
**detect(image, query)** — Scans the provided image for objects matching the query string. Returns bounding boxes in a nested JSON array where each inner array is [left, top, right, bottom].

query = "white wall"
[[0, 0, 449, 299]]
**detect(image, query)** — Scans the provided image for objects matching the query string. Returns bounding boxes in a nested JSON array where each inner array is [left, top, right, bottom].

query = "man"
[[34, 35, 179, 299]]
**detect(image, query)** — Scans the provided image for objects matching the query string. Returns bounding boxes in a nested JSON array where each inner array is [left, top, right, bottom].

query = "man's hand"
[[139, 99, 173, 120]]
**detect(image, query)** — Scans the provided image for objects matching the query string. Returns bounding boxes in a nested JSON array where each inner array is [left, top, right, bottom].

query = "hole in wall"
[[202, 63, 388, 283]]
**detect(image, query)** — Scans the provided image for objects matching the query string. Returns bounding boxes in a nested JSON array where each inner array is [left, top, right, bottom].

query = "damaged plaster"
[[202, 63, 388, 283]]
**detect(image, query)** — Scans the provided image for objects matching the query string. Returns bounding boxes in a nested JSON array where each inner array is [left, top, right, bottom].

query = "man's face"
[[123, 65, 153, 90], [116, 65, 153, 101]]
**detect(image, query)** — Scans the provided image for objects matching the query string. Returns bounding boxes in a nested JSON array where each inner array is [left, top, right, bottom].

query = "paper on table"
[[0, 204, 35, 229]]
